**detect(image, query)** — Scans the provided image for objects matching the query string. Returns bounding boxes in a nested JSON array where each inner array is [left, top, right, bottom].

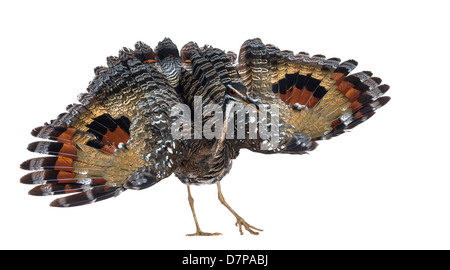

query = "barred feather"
[[237, 37, 390, 149]]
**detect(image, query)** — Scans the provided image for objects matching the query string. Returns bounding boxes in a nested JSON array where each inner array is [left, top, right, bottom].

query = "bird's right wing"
[[237, 38, 390, 154]]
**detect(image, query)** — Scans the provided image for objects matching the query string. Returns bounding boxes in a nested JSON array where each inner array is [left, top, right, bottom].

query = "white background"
[[1, 0, 449, 250]]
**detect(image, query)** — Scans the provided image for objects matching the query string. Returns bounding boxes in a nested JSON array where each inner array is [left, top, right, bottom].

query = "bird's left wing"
[[237, 38, 390, 154], [20, 39, 185, 207]]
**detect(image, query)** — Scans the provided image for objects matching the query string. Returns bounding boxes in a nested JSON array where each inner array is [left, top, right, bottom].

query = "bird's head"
[[211, 82, 259, 157], [211, 83, 260, 157]]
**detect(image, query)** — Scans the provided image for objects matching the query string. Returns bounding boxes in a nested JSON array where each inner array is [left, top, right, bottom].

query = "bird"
[[20, 38, 390, 236]]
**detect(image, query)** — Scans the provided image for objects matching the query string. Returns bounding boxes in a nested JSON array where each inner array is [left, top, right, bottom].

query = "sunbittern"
[[20, 38, 390, 236]]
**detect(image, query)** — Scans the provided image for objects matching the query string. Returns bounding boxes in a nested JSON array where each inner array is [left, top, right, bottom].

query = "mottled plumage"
[[20, 38, 390, 235]]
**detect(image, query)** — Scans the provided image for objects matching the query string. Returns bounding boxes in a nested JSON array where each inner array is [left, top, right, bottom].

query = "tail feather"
[[180, 41, 198, 73], [26, 141, 112, 166], [182, 46, 227, 106], [133, 41, 156, 63], [202, 46, 239, 85], [31, 125, 115, 154]]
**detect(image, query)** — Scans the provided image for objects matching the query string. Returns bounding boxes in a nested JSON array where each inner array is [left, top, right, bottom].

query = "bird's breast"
[[174, 148, 233, 185]]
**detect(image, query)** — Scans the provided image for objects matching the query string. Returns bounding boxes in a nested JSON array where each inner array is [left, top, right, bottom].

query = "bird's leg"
[[217, 182, 263, 235], [185, 185, 221, 236]]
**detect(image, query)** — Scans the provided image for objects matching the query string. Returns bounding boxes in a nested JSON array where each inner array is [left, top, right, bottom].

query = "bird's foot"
[[186, 230, 222, 237], [235, 216, 263, 235]]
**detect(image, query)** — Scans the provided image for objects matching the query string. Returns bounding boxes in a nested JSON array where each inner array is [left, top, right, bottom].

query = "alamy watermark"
[[170, 96, 280, 150]]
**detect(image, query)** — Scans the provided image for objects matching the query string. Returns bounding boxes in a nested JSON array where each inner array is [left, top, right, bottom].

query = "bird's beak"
[[227, 88, 260, 114], [240, 98, 260, 114]]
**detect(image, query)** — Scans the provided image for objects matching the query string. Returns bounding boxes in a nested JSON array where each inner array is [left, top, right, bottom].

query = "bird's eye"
[[230, 89, 237, 96]]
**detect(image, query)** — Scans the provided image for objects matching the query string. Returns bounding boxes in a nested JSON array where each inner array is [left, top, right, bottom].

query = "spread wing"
[[20, 39, 184, 207], [237, 38, 390, 153]]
